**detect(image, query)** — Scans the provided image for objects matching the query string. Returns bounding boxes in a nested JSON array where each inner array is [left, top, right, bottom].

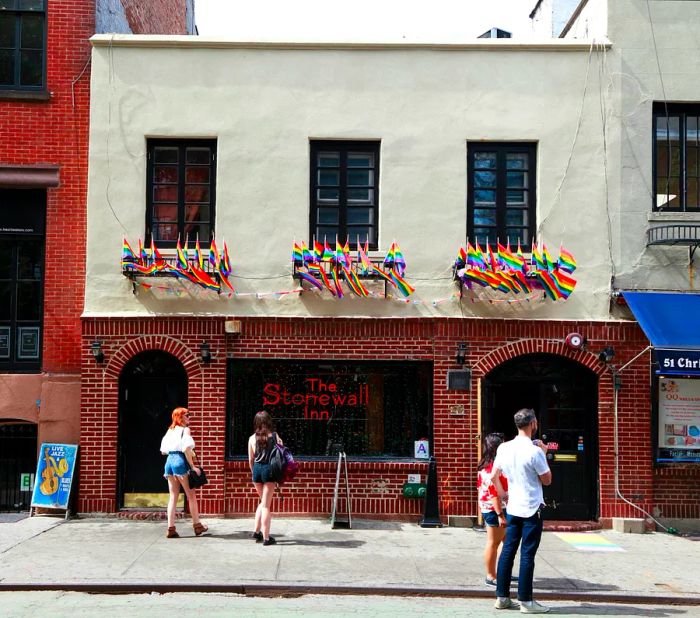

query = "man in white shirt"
[[491, 408, 552, 614]]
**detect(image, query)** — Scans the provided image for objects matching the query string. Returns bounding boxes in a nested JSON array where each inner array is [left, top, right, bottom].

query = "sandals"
[[193, 522, 209, 536], [166, 526, 179, 539]]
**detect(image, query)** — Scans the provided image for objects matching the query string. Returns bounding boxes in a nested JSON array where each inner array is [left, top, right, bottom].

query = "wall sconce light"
[[598, 346, 615, 364], [91, 340, 104, 363], [200, 341, 212, 364], [455, 342, 468, 365]]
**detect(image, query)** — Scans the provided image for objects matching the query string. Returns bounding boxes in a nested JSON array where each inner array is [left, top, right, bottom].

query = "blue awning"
[[623, 291, 700, 349]]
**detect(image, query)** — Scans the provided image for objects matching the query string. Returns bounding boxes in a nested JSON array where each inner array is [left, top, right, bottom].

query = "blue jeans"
[[496, 509, 543, 601]]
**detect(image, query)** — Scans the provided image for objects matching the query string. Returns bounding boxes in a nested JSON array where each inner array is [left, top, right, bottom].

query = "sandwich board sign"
[[30, 443, 78, 518]]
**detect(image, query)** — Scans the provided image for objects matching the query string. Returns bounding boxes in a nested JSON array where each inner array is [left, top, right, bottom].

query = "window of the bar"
[[227, 360, 433, 459], [656, 376, 700, 463]]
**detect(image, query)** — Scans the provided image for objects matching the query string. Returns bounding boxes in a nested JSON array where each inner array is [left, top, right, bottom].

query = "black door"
[[0, 422, 37, 511], [482, 353, 598, 521], [118, 351, 187, 508]]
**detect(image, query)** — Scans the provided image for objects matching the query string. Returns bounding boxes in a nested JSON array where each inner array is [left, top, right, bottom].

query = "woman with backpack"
[[248, 410, 283, 546]]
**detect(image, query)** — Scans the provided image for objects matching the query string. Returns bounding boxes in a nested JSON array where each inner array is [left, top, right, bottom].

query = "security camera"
[[564, 332, 586, 350], [598, 347, 615, 363]]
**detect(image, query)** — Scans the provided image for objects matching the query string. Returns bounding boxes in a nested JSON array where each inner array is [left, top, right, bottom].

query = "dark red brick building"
[[0, 0, 194, 512]]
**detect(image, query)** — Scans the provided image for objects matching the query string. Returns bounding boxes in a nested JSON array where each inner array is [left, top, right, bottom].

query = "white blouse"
[[160, 427, 195, 454]]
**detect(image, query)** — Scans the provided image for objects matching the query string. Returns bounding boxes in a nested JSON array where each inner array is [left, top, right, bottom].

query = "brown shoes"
[[166, 526, 179, 538], [193, 522, 209, 536]]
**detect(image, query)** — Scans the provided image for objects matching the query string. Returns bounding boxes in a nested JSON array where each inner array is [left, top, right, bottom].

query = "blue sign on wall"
[[655, 349, 700, 376], [31, 443, 78, 510]]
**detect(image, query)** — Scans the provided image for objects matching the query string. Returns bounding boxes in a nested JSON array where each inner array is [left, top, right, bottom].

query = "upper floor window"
[[0, 0, 46, 91], [467, 142, 536, 249], [310, 140, 379, 250], [146, 139, 217, 248], [654, 103, 700, 211]]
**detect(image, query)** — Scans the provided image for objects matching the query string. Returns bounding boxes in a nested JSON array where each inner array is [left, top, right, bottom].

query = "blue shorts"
[[164, 452, 189, 477], [482, 509, 506, 527], [252, 462, 272, 484]]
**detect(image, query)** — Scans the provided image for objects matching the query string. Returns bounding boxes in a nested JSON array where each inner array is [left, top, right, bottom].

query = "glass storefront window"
[[227, 360, 433, 458]]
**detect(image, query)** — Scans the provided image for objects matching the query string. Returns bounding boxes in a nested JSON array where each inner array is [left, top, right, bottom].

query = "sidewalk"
[[0, 515, 698, 604]]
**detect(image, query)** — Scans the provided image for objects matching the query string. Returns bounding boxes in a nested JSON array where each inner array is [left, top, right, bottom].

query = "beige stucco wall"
[[86, 35, 623, 320]]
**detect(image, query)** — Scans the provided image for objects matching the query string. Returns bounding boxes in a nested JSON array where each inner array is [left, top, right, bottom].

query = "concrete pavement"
[[0, 515, 698, 605]]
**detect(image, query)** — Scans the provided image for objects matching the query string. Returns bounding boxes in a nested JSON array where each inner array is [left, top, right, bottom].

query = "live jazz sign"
[[263, 377, 369, 420]]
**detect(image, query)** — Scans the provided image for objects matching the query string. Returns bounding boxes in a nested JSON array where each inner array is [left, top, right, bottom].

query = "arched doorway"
[[118, 351, 188, 508], [0, 421, 37, 511], [482, 353, 599, 521]]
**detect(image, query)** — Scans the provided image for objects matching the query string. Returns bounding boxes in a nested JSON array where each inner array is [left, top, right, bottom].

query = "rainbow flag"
[[357, 241, 373, 274], [535, 270, 562, 301], [393, 243, 406, 277], [176, 238, 188, 270], [190, 261, 220, 292], [122, 238, 137, 262], [542, 243, 556, 271], [150, 237, 166, 269], [531, 242, 546, 270], [343, 266, 369, 297], [383, 242, 396, 269], [456, 246, 467, 267], [487, 243, 500, 271], [322, 239, 334, 262], [343, 238, 352, 267], [209, 237, 220, 270], [292, 242, 304, 264], [498, 242, 525, 271], [389, 268, 415, 297], [465, 269, 490, 287], [182, 235, 190, 262], [468, 242, 486, 269], [138, 238, 149, 264], [313, 240, 324, 262], [308, 262, 336, 296], [298, 269, 323, 290], [220, 242, 232, 277], [557, 246, 577, 273], [330, 264, 344, 297], [516, 240, 528, 273], [551, 269, 576, 298], [301, 241, 314, 265], [195, 236, 204, 270]]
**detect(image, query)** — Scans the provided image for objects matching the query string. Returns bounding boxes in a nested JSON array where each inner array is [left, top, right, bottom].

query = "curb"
[[0, 583, 699, 605]]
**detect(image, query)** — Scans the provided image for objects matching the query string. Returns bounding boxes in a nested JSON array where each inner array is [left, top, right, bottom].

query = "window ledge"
[[648, 211, 700, 223], [0, 90, 51, 102]]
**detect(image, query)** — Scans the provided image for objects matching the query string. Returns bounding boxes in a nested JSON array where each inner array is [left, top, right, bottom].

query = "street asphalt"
[[0, 515, 698, 607]]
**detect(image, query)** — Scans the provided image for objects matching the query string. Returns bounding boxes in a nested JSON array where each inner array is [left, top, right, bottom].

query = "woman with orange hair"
[[160, 407, 208, 538]]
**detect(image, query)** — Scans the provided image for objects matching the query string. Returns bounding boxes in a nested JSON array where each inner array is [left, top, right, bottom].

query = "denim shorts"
[[164, 452, 189, 477], [252, 462, 272, 484], [482, 509, 506, 527]]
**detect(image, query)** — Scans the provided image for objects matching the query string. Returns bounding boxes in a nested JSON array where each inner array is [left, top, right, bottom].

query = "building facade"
[[79, 0, 699, 527], [0, 0, 194, 513]]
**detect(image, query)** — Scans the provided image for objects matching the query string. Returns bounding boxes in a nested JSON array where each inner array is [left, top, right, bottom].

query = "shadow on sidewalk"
[[545, 603, 686, 616], [535, 577, 620, 592], [275, 538, 365, 548]]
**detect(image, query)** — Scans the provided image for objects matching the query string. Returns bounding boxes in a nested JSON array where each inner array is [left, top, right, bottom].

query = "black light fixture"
[[455, 342, 468, 365], [598, 346, 615, 364], [200, 341, 212, 364], [91, 340, 104, 363]]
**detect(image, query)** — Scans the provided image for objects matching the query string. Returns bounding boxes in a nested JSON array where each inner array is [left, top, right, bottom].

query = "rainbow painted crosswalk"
[[554, 533, 625, 552]]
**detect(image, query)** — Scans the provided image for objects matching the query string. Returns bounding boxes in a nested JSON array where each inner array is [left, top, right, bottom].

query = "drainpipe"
[[612, 345, 676, 533]]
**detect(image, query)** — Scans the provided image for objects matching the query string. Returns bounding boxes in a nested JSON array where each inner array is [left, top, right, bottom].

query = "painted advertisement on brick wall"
[[657, 378, 700, 462]]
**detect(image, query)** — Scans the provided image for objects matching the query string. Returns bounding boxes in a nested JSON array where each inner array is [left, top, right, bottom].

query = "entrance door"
[[0, 422, 37, 511], [118, 351, 187, 508], [482, 353, 598, 521]]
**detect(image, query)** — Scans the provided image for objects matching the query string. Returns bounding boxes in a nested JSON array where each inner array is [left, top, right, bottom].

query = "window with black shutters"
[[654, 103, 700, 211], [467, 142, 537, 250], [146, 139, 217, 247], [310, 140, 380, 250], [0, 0, 46, 91]]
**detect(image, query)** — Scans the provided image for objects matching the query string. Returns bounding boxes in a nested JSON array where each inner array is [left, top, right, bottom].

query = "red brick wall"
[[121, 0, 189, 34], [0, 0, 94, 372], [78, 314, 692, 522]]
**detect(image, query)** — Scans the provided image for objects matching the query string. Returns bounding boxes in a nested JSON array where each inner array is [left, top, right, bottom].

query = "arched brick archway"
[[473, 339, 607, 378], [79, 335, 207, 513], [474, 339, 608, 521]]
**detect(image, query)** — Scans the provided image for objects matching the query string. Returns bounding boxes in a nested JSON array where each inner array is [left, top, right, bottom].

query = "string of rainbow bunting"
[[292, 239, 415, 298], [454, 240, 577, 300], [121, 236, 235, 294]]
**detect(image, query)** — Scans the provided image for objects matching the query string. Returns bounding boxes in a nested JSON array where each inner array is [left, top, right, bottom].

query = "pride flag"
[[292, 242, 304, 264], [557, 246, 577, 273]]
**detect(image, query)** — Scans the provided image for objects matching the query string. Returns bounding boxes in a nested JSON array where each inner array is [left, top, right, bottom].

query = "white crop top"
[[160, 427, 195, 454]]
